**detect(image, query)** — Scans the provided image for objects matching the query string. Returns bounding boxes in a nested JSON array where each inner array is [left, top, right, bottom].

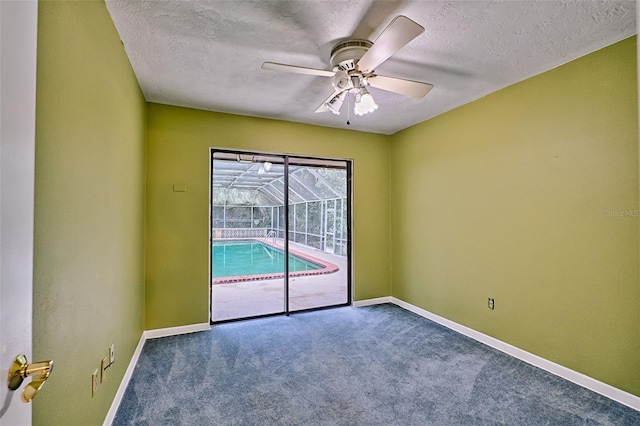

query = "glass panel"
[[211, 152, 285, 321], [294, 203, 306, 236], [252, 206, 271, 229], [211, 151, 351, 321], [288, 159, 349, 312], [291, 167, 347, 199], [278, 205, 285, 239], [212, 205, 225, 229]]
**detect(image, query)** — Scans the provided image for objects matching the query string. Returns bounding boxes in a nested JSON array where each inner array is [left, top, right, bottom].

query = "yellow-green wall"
[[34, 1, 146, 424], [145, 104, 390, 329], [30, 2, 639, 423], [389, 37, 640, 396]]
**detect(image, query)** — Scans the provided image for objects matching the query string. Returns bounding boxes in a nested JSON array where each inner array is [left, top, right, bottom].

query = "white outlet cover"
[[92, 369, 99, 396], [101, 358, 108, 383]]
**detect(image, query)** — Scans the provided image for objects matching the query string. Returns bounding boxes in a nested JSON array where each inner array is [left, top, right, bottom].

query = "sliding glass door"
[[211, 152, 285, 321], [287, 158, 349, 312], [210, 150, 351, 322]]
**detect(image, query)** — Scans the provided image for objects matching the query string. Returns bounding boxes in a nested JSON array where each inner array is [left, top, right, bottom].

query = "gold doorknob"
[[7, 355, 54, 402]]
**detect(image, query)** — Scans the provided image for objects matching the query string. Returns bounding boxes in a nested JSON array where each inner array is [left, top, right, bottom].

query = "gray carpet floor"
[[113, 304, 640, 425]]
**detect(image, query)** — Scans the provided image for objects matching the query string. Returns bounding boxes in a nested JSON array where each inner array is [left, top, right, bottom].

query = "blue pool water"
[[212, 240, 322, 278]]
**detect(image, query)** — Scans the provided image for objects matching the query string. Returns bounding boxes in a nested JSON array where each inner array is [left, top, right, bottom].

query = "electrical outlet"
[[109, 343, 115, 364], [488, 297, 495, 310], [101, 357, 108, 383], [92, 369, 99, 397]]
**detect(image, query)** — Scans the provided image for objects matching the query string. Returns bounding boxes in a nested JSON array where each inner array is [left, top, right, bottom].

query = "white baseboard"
[[143, 322, 211, 340], [391, 297, 640, 412], [103, 333, 146, 426], [352, 296, 392, 307], [103, 322, 211, 425]]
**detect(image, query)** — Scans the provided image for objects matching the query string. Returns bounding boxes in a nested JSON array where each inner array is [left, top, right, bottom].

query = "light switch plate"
[[109, 343, 115, 364], [101, 357, 108, 383]]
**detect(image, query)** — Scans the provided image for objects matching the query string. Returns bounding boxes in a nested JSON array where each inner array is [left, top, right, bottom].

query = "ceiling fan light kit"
[[262, 15, 433, 120], [326, 92, 346, 116], [354, 89, 378, 116]]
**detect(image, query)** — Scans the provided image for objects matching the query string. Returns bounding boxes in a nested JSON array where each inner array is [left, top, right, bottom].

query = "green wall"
[[145, 104, 390, 329], [389, 37, 640, 396], [30, 2, 639, 423], [34, 1, 146, 424]]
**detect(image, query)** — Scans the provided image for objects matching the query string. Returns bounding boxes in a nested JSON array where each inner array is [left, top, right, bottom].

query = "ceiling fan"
[[262, 15, 433, 117]]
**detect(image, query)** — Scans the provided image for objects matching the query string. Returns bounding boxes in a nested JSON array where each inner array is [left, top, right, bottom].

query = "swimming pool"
[[212, 240, 337, 283]]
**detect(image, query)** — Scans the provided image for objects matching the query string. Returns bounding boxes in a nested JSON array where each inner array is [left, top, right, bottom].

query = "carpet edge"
[[102, 322, 211, 425], [103, 333, 146, 426], [390, 297, 640, 412]]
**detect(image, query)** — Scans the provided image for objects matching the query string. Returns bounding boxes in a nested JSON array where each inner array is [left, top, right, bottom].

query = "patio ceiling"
[[212, 157, 347, 205]]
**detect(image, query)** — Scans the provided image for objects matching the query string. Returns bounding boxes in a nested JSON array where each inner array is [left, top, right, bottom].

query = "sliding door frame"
[[209, 148, 353, 324], [283, 155, 290, 316]]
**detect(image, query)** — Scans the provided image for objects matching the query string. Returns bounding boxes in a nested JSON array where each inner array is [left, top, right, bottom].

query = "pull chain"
[[346, 92, 351, 126]]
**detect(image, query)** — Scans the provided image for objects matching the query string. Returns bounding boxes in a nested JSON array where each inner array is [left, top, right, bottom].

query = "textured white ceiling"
[[106, 0, 636, 135]]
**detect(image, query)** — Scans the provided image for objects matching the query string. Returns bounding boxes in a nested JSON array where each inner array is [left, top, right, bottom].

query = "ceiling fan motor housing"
[[330, 40, 373, 72]]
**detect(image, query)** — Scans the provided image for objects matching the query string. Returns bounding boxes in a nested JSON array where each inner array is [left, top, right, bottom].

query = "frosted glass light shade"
[[354, 92, 378, 116]]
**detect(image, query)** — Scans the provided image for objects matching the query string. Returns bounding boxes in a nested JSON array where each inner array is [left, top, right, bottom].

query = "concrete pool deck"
[[211, 240, 349, 322]]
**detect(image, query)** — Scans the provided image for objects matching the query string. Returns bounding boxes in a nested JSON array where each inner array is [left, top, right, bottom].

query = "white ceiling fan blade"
[[356, 16, 425, 73], [315, 104, 330, 113], [315, 90, 344, 113], [261, 62, 335, 77], [367, 75, 433, 98]]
